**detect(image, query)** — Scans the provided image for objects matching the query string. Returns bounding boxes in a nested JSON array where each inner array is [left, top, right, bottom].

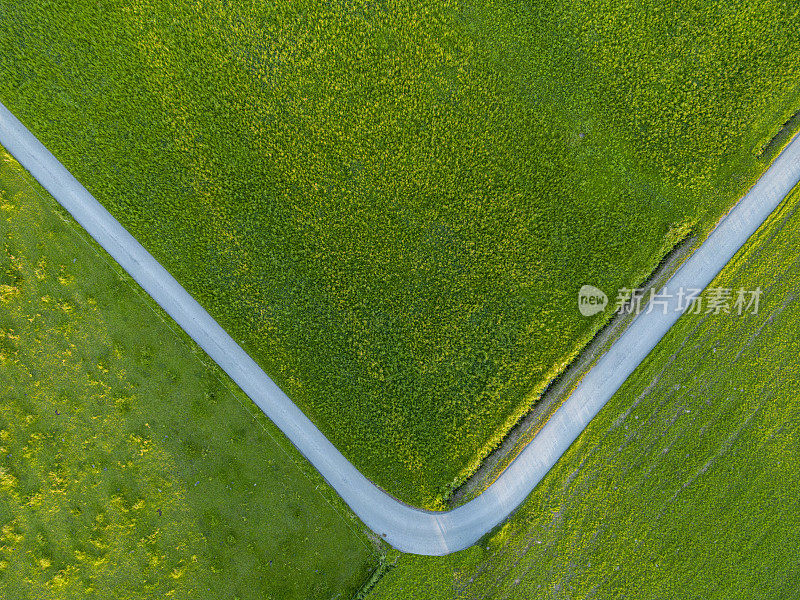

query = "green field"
[[2, 0, 799, 507], [367, 185, 800, 598], [0, 148, 380, 599]]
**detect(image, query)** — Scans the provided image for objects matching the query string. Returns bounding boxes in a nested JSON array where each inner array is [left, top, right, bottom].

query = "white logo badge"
[[578, 285, 608, 316]]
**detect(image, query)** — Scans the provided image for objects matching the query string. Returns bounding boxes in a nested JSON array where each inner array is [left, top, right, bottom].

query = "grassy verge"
[[449, 230, 700, 506], [0, 147, 380, 599], [1, 0, 799, 507], [757, 108, 800, 163], [368, 185, 800, 598]]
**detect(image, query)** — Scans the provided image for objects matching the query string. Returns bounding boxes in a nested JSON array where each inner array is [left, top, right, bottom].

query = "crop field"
[[1, 0, 799, 507], [0, 148, 380, 599], [367, 184, 800, 598]]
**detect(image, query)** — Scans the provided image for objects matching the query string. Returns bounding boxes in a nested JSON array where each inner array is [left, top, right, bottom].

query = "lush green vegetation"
[[368, 185, 800, 598], [1, 0, 798, 507], [0, 148, 380, 599]]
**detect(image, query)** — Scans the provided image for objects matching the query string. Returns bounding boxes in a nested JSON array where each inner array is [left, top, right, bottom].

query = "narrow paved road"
[[2, 100, 799, 556]]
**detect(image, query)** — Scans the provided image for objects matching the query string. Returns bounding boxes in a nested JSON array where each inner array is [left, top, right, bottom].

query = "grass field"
[[367, 184, 800, 598], [0, 147, 380, 599], [1, 0, 799, 507]]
